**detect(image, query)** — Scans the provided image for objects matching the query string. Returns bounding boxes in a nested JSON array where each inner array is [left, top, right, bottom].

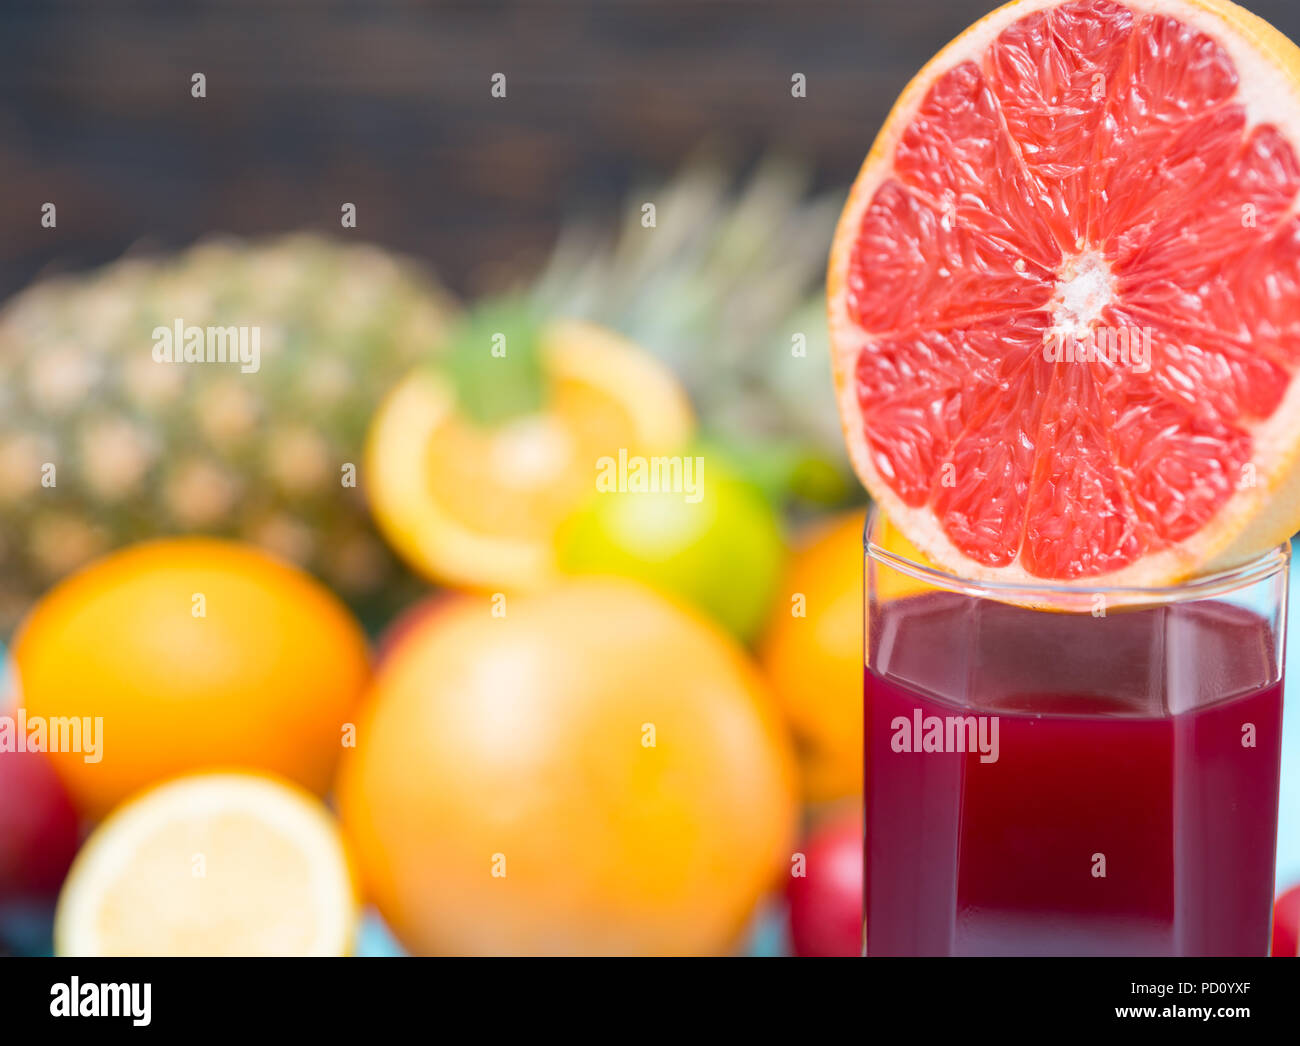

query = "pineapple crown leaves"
[[526, 149, 847, 466], [439, 297, 548, 426]]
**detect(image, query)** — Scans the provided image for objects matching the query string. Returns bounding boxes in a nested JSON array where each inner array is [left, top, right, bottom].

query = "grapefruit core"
[[829, 0, 1300, 585]]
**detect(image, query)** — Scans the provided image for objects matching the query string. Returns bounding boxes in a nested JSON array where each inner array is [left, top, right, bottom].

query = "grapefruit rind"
[[829, 0, 1300, 588]]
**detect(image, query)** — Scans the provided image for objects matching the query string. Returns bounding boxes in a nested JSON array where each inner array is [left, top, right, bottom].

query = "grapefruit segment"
[[932, 352, 1053, 568], [1101, 368, 1251, 547], [856, 312, 1047, 506], [1021, 361, 1143, 579], [1120, 123, 1300, 284], [1108, 305, 1288, 423], [1222, 215, 1300, 359], [847, 180, 1053, 333], [987, 0, 1135, 251], [1133, 209, 1300, 366], [893, 62, 1062, 269], [830, 0, 1300, 585], [1094, 105, 1249, 263], [1088, 13, 1241, 254]]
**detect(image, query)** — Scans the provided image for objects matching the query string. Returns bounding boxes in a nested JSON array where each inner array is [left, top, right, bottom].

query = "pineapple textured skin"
[[0, 234, 455, 632]]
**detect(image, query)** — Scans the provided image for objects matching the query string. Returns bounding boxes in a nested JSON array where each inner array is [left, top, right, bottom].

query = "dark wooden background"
[[3, 0, 1300, 298]]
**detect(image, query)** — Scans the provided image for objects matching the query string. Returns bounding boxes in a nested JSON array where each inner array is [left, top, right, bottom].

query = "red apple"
[[0, 748, 80, 901], [1273, 884, 1300, 957], [785, 806, 862, 957]]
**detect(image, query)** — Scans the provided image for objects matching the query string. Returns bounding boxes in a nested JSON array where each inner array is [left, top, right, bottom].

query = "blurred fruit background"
[[0, 0, 1298, 956]]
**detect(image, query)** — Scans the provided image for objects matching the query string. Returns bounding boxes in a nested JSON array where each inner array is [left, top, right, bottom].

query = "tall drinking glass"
[[864, 508, 1288, 956]]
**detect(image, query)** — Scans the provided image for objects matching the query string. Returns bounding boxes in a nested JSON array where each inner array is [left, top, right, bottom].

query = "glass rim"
[[864, 503, 1290, 604]]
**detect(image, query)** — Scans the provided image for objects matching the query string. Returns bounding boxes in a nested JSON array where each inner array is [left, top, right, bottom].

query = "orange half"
[[366, 319, 693, 591]]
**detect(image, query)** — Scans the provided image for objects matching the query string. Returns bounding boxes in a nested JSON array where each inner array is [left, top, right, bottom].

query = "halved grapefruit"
[[830, 0, 1300, 584]]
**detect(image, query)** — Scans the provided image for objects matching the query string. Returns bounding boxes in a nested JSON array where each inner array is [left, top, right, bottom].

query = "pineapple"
[[0, 159, 845, 634], [0, 234, 455, 632], [529, 151, 850, 488]]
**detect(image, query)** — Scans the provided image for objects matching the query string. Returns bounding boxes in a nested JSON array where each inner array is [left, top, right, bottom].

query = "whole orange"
[[13, 538, 370, 819], [337, 578, 798, 956], [759, 509, 936, 801], [759, 510, 865, 802]]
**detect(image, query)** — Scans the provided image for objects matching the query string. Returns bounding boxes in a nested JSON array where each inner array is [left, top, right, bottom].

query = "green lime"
[[556, 455, 785, 642]]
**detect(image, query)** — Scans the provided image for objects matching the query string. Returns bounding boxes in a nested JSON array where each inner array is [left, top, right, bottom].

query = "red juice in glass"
[[864, 514, 1288, 957]]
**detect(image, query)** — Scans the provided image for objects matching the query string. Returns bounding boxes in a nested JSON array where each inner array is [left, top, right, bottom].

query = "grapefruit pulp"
[[830, 0, 1300, 585]]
